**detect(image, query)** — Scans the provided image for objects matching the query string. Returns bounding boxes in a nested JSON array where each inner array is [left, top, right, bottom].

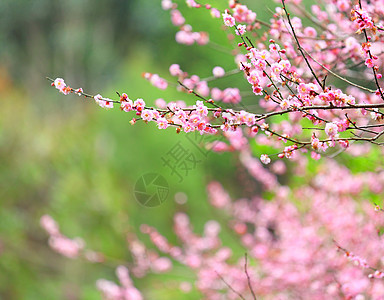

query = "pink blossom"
[[369, 270, 384, 279], [269, 43, 281, 53], [174, 109, 187, 123], [243, 112, 256, 126], [187, 75, 198, 85], [183, 123, 194, 133], [297, 83, 310, 95], [370, 108, 381, 120], [48, 235, 84, 259], [175, 30, 195, 45], [54, 78, 66, 91], [157, 117, 169, 129], [171, 9, 185, 26], [188, 114, 201, 127], [335, 119, 349, 132], [121, 99, 133, 112], [254, 59, 267, 71], [365, 58, 374, 68], [97, 266, 144, 300], [207, 181, 231, 207], [194, 101, 208, 116], [325, 122, 339, 138], [195, 32, 209, 45], [134, 98, 146, 112], [211, 87, 223, 101], [311, 151, 321, 160], [96, 279, 121, 299], [141, 109, 154, 121], [210, 141, 230, 152], [40, 215, 60, 236], [154, 98, 167, 109], [150, 74, 168, 90], [311, 134, 327, 152], [270, 62, 283, 78], [94, 94, 114, 109], [254, 85, 264, 95], [233, 4, 256, 24], [169, 64, 182, 76], [196, 81, 209, 98], [351, 6, 375, 32], [151, 257, 172, 273], [103, 100, 113, 109], [236, 24, 246, 35], [212, 66, 225, 78], [280, 99, 290, 110], [247, 70, 260, 85], [271, 160, 286, 174], [256, 50, 270, 61], [222, 11, 235, 27], [161, 0, 173, 10], [339, 140, 349, 149], [181, 78, 195, 90], [222, 88, 241, 103], [260, 154, 271, 164], [279, 59, 291, 72], [186, 0, 199, 8], [336, 0, 350, 11], [303, 26, 317, 37], [210, 8, 220, 18]]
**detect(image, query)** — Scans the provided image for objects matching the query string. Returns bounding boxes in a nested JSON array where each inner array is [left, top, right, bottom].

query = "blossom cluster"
[[53, 78, 82, 96], [161, 0, 214, 45], [96, 266, 143, 300], [40, 214, 85, 259], [351, 6, 376, 33], [51, 76, 256, 136], [41, 155, 384, 299], [137, 157, 384, 299]]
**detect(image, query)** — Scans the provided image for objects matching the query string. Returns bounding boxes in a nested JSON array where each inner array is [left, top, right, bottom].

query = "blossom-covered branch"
[[48, 0, 384, 164]]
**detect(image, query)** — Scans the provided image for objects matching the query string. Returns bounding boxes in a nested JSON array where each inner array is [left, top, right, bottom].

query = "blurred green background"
[[0, 0, 276, 299], [5, 1, 380, 299]]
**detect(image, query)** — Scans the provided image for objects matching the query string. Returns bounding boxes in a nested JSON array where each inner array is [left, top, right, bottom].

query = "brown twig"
[[215, 271, 247, 300], [281, 0, 323, 89], [244, 253, 257, 300]]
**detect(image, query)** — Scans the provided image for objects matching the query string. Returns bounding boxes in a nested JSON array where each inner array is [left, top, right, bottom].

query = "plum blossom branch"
[[49, 0, 384, 165], [335, 240, 384, 279]]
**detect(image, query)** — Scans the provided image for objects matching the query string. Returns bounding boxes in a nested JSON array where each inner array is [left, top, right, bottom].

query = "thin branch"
[[177, 80, 221, 109], [300, 48, 376, 93], [215, 271, 246, 300], [357, 0, 384, 101], [344, 113, 378, 135], [201, 68, 241, 82], [281, 0, 323, 89], [244, 253, 257, 300]]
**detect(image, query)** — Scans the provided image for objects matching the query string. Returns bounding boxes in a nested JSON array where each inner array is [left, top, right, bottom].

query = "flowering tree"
[[43, 0, 384, 299]]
